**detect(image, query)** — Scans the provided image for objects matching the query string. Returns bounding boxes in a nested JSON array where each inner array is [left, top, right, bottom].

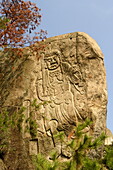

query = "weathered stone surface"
[[0, 32, 108, 168], [0, 159, 7, 170], [105, 128, 113, 145], [35, 32, 107, 157]]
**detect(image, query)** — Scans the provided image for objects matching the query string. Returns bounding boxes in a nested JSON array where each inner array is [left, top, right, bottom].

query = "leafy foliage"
[[63, 120, 106, 169], [26, 99, 51, 138], [0, 16, 10, 29], [1, 101, 113, 169], [32, 119, 113, 170], [0, 0, 47, 48], [102, 145, 113, 169], [0, 109, 12, 158], [83, 158, 102, 170], [0, 107, 25, 158], [25, 117, 38, 138], [32, 154, 60, 170]]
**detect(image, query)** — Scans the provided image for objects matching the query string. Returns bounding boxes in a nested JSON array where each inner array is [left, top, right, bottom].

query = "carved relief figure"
[[36, 46, 85, 137], [44, 51, 60, 70]]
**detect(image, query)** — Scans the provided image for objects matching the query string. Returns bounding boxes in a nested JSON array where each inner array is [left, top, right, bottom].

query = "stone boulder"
[[0, 32, 108, 169]]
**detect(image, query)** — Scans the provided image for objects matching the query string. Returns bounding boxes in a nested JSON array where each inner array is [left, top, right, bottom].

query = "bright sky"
[[33, 0, 113, 133]]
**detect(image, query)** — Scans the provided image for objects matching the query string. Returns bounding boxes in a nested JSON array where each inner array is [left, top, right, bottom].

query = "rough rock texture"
[[0, 159, 7, 170], [0, 32, 108, 169], [105, 128, 113, 145]]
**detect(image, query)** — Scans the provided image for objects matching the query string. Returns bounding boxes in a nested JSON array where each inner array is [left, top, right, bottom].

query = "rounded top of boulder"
[[42, 32, 104, 59]]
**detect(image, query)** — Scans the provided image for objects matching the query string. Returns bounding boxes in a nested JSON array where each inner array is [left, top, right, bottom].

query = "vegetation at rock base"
[[102, 145, 113, 169], [0, 106, 26, 159], [0, 100, 51, 160], [0, 99, 113, 169], [32, 119, 113, 170], [0, 109, 12, 159]]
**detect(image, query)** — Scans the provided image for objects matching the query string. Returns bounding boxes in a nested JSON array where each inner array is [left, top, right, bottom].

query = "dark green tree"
[[32, 119, 111, 170]]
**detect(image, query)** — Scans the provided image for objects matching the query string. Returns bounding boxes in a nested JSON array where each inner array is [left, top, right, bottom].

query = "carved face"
[[45, 53, 60, 70]]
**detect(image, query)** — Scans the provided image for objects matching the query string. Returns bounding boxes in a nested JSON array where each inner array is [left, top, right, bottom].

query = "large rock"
[[0, 32, 108, 168]]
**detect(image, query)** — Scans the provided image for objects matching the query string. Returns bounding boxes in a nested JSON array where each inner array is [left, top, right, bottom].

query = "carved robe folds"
[[34, 32, 107, 156], [0, 32, 107, 158]]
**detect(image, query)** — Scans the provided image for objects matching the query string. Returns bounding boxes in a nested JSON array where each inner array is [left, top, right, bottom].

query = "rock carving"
[[0, 32, 108, 166]]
